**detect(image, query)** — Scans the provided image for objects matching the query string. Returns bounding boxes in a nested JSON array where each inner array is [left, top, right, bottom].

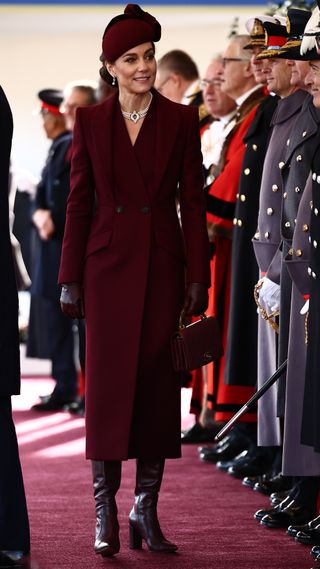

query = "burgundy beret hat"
[[102, 3, 161, 62]]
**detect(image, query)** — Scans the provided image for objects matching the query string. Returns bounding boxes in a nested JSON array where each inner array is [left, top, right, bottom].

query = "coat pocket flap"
[[85, 230, 113, 258]]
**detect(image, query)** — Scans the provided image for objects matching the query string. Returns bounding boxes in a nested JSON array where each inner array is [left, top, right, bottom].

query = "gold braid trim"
[[304, 310, 309, 345], [254, 280, 279, 333]]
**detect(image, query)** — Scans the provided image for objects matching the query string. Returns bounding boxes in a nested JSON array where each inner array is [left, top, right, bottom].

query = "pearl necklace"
[[121, 93, 153, 123]]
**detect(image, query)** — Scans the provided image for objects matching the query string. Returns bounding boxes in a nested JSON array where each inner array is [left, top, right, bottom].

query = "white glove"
[[300, 299, 309, 315], [259, 277, 280, 313]]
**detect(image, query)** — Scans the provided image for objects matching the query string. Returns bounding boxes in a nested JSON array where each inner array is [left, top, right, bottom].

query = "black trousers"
[[0, 397, 30, 551], [45, 299, 77, 399]]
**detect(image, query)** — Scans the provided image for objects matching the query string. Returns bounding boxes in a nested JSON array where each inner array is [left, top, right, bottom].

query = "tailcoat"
[[301, 145, 320, 455], [224, 94, 278, 389], [58, 90, 211, 460], [253, 89, 308, 446], [282, 175, 320, 475], [205, 87, 265, 423], [0, 85, 29, 551]]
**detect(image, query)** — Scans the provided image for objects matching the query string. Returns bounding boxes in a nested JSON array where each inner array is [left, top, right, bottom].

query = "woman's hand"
[[183, 282, 209, 316], [60, 283, 84, 319]]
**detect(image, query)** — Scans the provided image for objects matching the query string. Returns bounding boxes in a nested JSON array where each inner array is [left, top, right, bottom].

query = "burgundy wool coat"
[[58, 90, 210, 461]]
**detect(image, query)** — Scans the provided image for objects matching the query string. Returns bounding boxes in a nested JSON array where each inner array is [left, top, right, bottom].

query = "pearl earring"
[[112, 75, 116, 86]]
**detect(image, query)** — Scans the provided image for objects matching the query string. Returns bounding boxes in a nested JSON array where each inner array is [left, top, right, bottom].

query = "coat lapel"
[[153, 90, 182, 194]]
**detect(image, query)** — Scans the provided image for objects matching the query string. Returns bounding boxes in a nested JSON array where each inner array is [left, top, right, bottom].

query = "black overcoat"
[[31, 131, 72, 301], [0, 86, 20, 396], [301, 144, 320, 453], [224, 94, 278, 387]]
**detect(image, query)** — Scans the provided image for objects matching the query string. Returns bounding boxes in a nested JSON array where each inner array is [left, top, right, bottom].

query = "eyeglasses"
[[199, 78, 221, 90], [222, 57, 249, 67]]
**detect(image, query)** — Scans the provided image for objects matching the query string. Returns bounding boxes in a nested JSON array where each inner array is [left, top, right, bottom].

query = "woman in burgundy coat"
[[59, 4, 210, 557]]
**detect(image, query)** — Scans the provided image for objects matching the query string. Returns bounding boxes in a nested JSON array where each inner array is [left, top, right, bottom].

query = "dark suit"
[[31, 131, 77, 399], [0, 86, 30, 551]]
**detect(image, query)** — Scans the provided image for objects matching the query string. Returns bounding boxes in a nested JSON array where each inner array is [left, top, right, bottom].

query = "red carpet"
[[13, 378, 317, 569]]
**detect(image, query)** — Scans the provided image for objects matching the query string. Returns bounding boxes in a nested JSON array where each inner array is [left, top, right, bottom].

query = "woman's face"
[[107, 42, 156, 95]]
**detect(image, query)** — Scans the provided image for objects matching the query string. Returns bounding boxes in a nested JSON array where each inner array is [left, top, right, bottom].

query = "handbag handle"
[[179, 311, 207, 329]]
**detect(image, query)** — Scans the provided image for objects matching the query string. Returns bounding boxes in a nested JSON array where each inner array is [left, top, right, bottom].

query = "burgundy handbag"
[[171, 314, 223, 372]]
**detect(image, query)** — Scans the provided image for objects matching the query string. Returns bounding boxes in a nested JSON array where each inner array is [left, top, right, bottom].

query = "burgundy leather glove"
[[183, 282, 209, 316], [60, 283, 84, 319]]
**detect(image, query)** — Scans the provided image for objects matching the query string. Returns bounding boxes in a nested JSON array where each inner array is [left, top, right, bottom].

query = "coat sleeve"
[[58, 109, 95, 283], [179, 107, 211, 286]]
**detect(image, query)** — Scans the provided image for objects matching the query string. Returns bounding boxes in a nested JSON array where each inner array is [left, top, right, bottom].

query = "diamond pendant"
[[130, 111, 140, 123]]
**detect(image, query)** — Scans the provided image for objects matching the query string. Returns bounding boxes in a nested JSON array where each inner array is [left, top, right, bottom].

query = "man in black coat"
[[0, 86, 30, 565], [30, 89, 77, 411]]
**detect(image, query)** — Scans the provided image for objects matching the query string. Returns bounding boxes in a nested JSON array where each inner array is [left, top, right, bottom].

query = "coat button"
[[288, 248, 294, 256], [236, 193, 239, 199], [267, 207, 273, 215], [302, 224, 309, 232], [317, 176, 320, 184], [302, 131, 307, 137], [312, 271, 317, 279], [283, 192, 287, 199], [313, 240, 318, 248], [272, 184, 278, 192], [308, 267, 312, 275], [309, 236, 312, 243], [313, 172, 317, 181], [254, 232, 260, 239], [233, 218, 238, 225], [279, 161, 285, 169], [140, 206, 150, 214], [252, 144, 258, 151], [115, 205, 124, 213], [286, 138, 290, 146], [296, 249, 302, 257], [315, 208, 319, 216], [285, 221, 291, 228], [240, 194, 246, 202], [244, 168, 250, 175], [296, 155, 302, 162], [237, 219, 243, 227], [295, 187, 301, 193], [264, 231, 270, 239]]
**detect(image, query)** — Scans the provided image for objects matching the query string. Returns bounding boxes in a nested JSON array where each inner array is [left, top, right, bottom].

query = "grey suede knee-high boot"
[[129, 459, 178, 552], [92, 460, 121, 556]]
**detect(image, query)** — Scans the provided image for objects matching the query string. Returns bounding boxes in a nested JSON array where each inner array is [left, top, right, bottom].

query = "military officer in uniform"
[[252, 20, 308, 464], [31, 89, 78, 411], [253, 13, 320, 527]]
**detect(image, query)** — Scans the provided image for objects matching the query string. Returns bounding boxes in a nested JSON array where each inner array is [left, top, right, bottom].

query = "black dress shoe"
[[216, 449, 251, 471], [254, 474, 293, 496], [31, 391, 74, 411], [227, 452, 273, 479], [242, 476, 261, 489], [254, 495, 292, 521], [311, 545, 320, 559], [270, 490, 291, 506], [0, 551, 29, 567], [287, 515, 320, 538], [64, 395, 85, 416], [198, 434, 231, 455], [260, 499, 316, 529], [295, 524, 320, 545], [199, 436, 248, 464], [181, 422, 223, 444]]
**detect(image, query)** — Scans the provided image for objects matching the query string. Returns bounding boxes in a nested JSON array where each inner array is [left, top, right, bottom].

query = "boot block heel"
[[129, 524, 143, 549]]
